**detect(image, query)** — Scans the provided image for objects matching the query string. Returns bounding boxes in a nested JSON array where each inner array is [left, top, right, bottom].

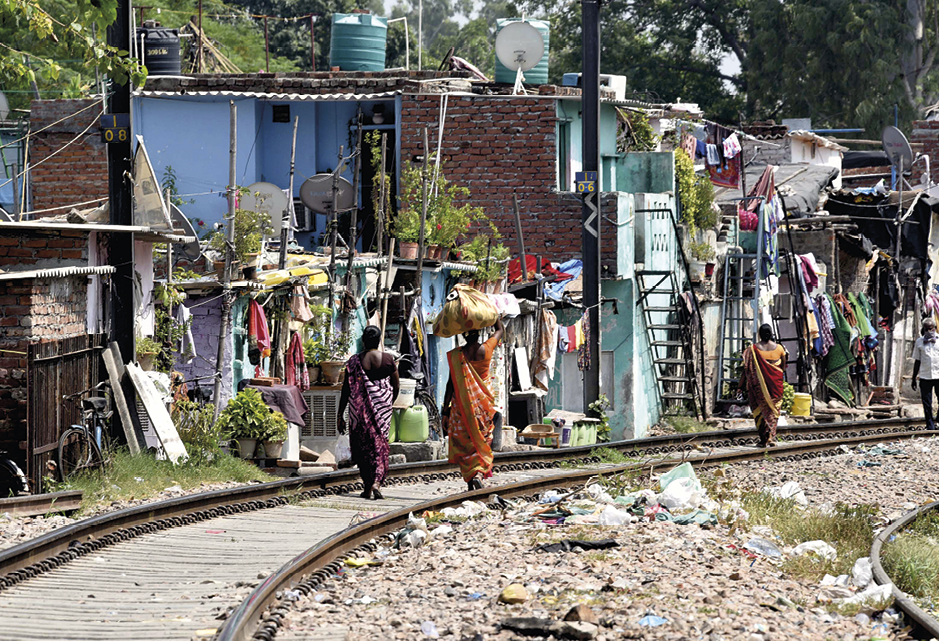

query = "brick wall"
[[910, 119, 939, 185], [29, 99, 108, 215], [399, 94, 617, 271], [0, 230, 91, 465]]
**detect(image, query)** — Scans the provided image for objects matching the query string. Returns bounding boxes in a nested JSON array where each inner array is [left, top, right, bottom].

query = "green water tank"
[[329, 13, 388, 72], [396, 405, 429, 442], [494, 18, 550, 85]]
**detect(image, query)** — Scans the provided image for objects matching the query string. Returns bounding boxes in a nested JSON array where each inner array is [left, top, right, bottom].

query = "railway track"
[[0, 417, 932, 640]]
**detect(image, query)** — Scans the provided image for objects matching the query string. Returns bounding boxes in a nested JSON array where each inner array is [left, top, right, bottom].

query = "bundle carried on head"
[[432, 284, 499, 338]]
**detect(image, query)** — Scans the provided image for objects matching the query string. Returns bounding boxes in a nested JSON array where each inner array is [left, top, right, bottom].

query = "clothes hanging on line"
[[285, 331, 310, 391], [723, 133, 742, 159], [176, 303, 196, 364], [247, 299, 272, 377]]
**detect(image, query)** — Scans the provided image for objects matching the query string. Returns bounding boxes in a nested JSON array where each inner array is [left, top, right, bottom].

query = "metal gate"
[[26, 335, 105, 490]]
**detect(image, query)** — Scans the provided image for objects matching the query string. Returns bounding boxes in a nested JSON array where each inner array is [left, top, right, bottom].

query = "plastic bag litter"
[[852, 557, 873, 588], [658, 462, 698, 491], [762, 481, 808, 506], [432, 524, 453, 537], [744, 537, 784, 559], [597, 504, 635, 525], [421, 620, 440, 638], [820, 574, 850, 587], [540, 490, 564, 504], [656, 477, 707, 511], [335, 433, 352, 463], [818, 586, 855, 602], [585, 484, 615, 504], [406, 529, 428, 548], [638, 615, 668, 627], [836, 582, 894, 610], [441, 500, 488, 519], [793, 540, 837, 561]]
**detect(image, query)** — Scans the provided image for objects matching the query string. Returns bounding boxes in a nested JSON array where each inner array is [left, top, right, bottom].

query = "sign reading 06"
[[575, 170, 597, 194], [100, 113, 130, 144]]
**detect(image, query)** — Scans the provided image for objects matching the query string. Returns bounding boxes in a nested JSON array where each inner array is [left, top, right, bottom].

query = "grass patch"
[[882, 534, 939, 599], [740, 492, 877, 581], [664, 416, 711, 434], [591, 447, 630, 464], [50, 448, 271, 514]]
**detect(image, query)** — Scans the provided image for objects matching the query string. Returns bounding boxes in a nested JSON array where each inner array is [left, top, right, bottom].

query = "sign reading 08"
[[100, 113, 130, 144]]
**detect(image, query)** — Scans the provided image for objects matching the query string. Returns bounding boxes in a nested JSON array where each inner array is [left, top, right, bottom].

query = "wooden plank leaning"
[[125, 362, 189, 463], [102, 342, 142, 455]]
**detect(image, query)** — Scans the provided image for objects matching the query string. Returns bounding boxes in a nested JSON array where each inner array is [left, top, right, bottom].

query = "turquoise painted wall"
[[557, 101, 620, 192], [615, 152, 675, 194]]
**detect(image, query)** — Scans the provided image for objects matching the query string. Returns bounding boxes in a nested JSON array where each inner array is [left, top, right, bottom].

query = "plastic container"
[[791, 392, 812, 417], [559, 425, 572, 447], [329, 13, 388, 71], [394, 378, 416, 408], [389, 409, 399, 443], [494, 18, 550, 85], [136, 24, 181, 75], [396, 405, 429, 442], [739, 230, 758, 253]]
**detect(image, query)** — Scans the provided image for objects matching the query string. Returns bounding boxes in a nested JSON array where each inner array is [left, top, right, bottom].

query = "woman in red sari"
[[442, 318, 504, 491], [741, 324, 788, 447]]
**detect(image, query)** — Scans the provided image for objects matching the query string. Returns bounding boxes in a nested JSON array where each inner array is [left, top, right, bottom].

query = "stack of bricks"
[[29, 99, 108, 215], [399, 94, 618, 271]]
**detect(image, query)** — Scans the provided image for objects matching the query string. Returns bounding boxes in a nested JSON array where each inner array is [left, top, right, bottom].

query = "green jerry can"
[[396, 405, 429, 442], [389, 409, 399, 443]]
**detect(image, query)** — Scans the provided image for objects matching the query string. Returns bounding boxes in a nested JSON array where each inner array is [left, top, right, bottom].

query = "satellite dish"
[[0, 93, 9, 122], [240, 181, 289, 238], [495, 21, 544, 72], [168, 203, 203, 261], [299, 174, 354, 215], [882, 126, 914, 172]]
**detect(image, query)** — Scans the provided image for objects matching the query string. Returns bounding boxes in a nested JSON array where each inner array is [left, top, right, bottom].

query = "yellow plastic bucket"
[[791, 393, 812, 417]]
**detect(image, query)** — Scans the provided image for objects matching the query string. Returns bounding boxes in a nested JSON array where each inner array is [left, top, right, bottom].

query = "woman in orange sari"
[[442, 318, 504, 491], [741, 324, 788, 447]]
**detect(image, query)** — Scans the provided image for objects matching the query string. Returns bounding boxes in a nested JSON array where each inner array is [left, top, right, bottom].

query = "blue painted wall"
[[133, 96, 395, 245]]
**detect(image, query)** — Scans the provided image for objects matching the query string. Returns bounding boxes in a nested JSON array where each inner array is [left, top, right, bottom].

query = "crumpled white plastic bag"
[[762, 481, 808, 506], [852, 557, 873, 589], [793, 540, 837, 561], [597, 504, 635, 525], [656, 477, 707, 511], [334, 433, 352, 462]]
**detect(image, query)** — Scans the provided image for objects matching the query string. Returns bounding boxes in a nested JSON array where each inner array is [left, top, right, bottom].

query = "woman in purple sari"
[[338, 326, 399, 500]]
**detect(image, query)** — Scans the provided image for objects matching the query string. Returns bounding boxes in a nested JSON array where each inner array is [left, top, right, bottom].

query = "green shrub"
[[172, 400, 220, 464]]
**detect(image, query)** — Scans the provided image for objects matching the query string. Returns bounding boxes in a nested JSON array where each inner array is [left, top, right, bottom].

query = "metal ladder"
[[715, 196, 767, 407], [636, 268, 704, 419]]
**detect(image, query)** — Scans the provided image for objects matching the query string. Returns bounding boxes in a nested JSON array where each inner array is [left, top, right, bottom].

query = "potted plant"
[[136, 336, 162, 371], [394, 208, 421, 258], [688, 241, 715, 280], [216, 388, 271, 459], [457, 232, 509, 291], [261, 411, 289, 459], [304, 306, 350, 385], [208, 200, 272, 276]]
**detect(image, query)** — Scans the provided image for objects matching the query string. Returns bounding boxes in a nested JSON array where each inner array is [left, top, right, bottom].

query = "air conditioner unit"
[[302, 389, 341, 438], [294, 199, 315, 233], [561, 73, 628, 102]]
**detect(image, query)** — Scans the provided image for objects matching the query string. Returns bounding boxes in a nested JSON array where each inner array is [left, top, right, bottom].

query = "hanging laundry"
[[488, 293, 522, 318], [722, 133, 742, 159], [815, 295, 835, 357], [705, 143, 720, 166], [695, 139, 707, 159], [799, 255, 819, 292], [558, 325, 569, 354], [708, 155, 741, 189], [577, 312, 591, 372], [176, 303, 196, 363], [821, 294, 856, 406], [285, 331, 310, 391], [290, 284, 315, 323], [247, 299, 272, 377], [532, 309, 559, 391], [680, 133, 697, 160]]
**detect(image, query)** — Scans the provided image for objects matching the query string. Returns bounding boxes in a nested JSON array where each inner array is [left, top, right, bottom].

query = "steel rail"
[[871, 500, 939, 639], [0, 417, 927, 589], [0, 490, 82, 518], [221, 428, 939, 641]]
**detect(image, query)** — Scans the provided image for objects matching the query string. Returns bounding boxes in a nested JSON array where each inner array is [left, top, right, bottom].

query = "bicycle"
[[58, 382, 112, 481]]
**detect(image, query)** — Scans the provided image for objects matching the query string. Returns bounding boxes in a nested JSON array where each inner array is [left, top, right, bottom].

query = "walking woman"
[[442, 318, 504, 491], [741, 323, 788, 447], [338, 326, 399, 500]]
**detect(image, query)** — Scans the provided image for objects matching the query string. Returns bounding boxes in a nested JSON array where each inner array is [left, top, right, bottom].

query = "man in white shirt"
[[911, 318, 939, 430]]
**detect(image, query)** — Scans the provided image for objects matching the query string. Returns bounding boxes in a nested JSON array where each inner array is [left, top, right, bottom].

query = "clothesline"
[[674, 118, 784, 149]]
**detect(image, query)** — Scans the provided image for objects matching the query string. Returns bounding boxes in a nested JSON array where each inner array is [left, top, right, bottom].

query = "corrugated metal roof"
[[0, 265, 116, 281], [0, 221, 192, 243], [134, 90, 402, 101], [788, 130, 848, 151]]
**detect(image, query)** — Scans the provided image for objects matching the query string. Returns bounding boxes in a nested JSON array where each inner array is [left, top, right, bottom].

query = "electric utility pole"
[[107, 0, 135, 440], [579, 0, 602, 411]]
